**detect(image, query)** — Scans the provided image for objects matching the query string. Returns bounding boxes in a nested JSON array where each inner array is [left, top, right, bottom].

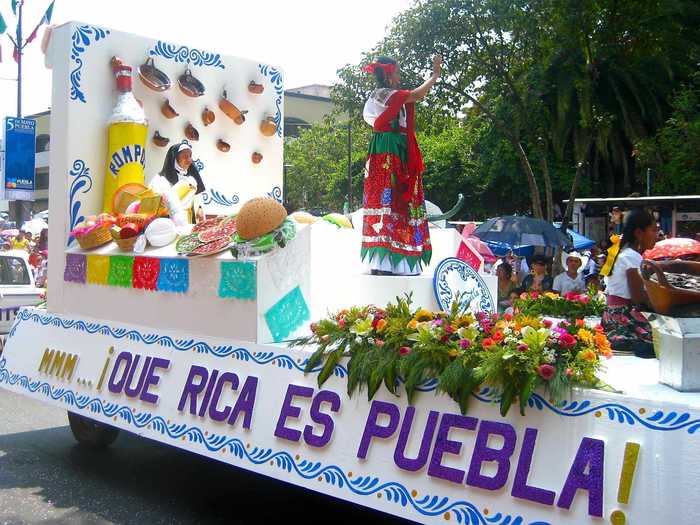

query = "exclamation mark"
[[610, 442, 640, 525]]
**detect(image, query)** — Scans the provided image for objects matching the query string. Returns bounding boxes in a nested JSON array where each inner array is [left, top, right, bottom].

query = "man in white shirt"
[[553, 253, 586, 296]]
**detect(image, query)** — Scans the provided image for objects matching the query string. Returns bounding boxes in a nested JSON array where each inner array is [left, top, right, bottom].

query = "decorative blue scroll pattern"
[[434, 257, 495, 314], [9, 309, 700, 435], [267, 186, 283, 203], [67, 159, 93, 245], [149, 41, 225, 69], [0, 357, 548, 525], [70, 25, 110, 103], [258, 64, 283, 137], [201, 189, 240, 207]]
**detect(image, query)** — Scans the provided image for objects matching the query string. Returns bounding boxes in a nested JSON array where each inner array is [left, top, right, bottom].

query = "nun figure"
[[159, 141, 205, 223]]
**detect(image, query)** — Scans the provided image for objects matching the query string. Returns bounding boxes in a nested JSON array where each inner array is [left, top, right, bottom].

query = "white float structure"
[[1, 22, 700, 525]]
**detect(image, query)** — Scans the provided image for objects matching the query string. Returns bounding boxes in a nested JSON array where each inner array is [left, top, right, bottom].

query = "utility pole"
[[346, 111, 352, 212], [16, 0, 23, 118]]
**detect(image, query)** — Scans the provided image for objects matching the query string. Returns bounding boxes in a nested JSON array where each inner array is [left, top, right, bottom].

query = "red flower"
[[537, 364, 555, 380], [530, 292, 539, 299], [375, 339, 385, 348], [594, 324, 604, 333], [575, 319, 585, 328], [338, 318, 346, 328], [543, 319, 553, 328], [482, 338, 496, 349], [559, 333, 577, 349], [517, 343, 529, 352], [503, 312, 513, 321], [566, 368, 573, 377], [440, 335, 450, 343], [492, 331, 504, 342], [399, 346, 412, 356], [444, 324, 455, 334], [579, 295, 590, 304]]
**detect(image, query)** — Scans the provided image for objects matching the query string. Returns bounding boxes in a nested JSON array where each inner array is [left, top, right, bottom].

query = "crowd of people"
[[1, 228, 48, 287]]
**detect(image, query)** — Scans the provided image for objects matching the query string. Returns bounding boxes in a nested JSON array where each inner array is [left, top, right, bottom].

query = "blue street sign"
[[3, 117, 36, 194]]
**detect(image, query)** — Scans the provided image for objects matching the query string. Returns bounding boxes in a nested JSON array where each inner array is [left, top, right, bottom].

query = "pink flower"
[[445, 324, 455, 334], [375, 339, 385, 348], [543, 319, 553, 328], [537, 364, 555, 381], [530, 292, 539, 299], [433, 319, 443, 327], [440, 335, 450, 343], [559, 320, 571, 327], [559, 333, 577, 349], [565, 292, 578, 301], [338, 318, 346, 328], [310, 322, 318, 333], [517, 343, 529, 352], [503, 312, 513, 321], [459, 339, 471, 349], [566, 368, 573, 377], [579, 296, 590, 304], [399, 346, 412, 356]]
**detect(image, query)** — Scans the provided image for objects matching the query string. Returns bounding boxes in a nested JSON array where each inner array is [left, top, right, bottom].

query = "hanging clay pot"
[[152, 131, 170, 147], [260, 116, 277, 137], [248, 81, 264, 94], [185, 123, 200, 141], [202, 106, 215, 126], [178, 68, 205, 97], [161, 99, 179, 119], [217, 139, 231, 153], [251, 152, 263, 164], [219, 90, 248, 125], [138, 57, 171, 92]]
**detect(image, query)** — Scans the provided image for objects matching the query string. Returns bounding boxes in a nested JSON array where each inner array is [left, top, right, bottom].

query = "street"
[[0, 391, 412, 525]]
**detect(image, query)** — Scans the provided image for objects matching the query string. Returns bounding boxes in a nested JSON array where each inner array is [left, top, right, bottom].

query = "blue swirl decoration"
[[0, 357, 547, 525], [258, 64, 283, 137], [70, 25, 110, 103], [267, 186, 283, 203], [149, 41, 225, 69], [433, 257, 495, 314], [67, 160, 93, 245], [201, 189, 240, 207], [194, 158, 204, 171], [10, 309, 700, 435]]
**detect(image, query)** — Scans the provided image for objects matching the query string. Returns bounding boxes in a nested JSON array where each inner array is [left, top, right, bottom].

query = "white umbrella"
[[21, 217, 48, 236]]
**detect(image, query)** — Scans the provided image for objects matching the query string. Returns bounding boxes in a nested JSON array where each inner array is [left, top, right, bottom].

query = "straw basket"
[[111, 229, 138, 252], [641, 260, 700, 315], [75, 225, 112, 250]]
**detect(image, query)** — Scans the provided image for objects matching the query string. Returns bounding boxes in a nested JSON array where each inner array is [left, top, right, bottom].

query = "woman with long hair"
[[361, 55, 441, 275], [600, 208, 657, 358]]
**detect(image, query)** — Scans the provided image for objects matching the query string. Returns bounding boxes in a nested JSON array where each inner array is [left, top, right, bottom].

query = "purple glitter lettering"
[[177, 365, 209, 415], [357, 401, 400, 459], [303, 390, 341, 448], [427, 413, 477, 484], [139, 357, 170, 405], [274, 384, 313, 442], [228, 376, 258, 429], [107, 351, 132, 394], [394, 407, 440, 472], [557, 437, 604, 517], [466, 420, 517, 491], [209, 372, 239, 422], [511, 428, 556, 505]]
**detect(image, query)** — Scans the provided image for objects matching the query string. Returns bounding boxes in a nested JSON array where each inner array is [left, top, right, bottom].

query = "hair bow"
[[362, 62, 397, 75]]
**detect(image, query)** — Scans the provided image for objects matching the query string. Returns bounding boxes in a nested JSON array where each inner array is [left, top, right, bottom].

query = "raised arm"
[[406, 55, 442, 104]]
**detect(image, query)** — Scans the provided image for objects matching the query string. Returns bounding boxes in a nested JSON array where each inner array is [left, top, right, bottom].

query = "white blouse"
[[605, 247, 643, 299], [363, 88, 407, 128]]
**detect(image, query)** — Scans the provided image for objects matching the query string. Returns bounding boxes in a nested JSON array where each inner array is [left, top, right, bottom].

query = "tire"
[[67, 411, 120, 448]]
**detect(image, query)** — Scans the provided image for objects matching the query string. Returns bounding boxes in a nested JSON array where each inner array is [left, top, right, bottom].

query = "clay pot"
[[138, 57, 170, 92], [178, 68, 205, 97], [219, 90, 248, 125], [161, 99, 179, 119], [185, 123, 199, 141], [202, 107, 215, 126], [251, 152, 263, 164], [260, 116, 277, 137], [248, 81, 264, 94], [217, 139, 231, 152], [152, 131, 170, 147]]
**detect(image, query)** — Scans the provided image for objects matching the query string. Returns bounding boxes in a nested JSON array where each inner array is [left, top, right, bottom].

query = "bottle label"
[[109, 143, 146, 177]]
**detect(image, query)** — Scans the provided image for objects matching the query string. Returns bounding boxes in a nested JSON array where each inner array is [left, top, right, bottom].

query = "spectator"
[[496, 262, 518, 312], [553, 253, 586, 296], [11, 231, 30, 252], [520, 255, 553, 293], [37, 228, 48, 252]]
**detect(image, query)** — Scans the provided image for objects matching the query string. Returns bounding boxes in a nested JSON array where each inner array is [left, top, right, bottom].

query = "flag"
[[0, 11, 6, 34], [26, 26, 38, 43], [10, 0, 17, 15], [12, 44, 18, 63], [25, 2, 55, 46]]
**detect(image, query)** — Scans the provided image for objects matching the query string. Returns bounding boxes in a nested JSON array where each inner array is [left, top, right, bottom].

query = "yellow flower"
[[515, 315, 541, 331], [544, 292, 559, 300], [577, 329, 593, 345], [407, 319, 418, 330], [413, 309, 434, 322], [376, 319, 387, 332], [578, 349, 597, 362], [448, 348, 458, 357]]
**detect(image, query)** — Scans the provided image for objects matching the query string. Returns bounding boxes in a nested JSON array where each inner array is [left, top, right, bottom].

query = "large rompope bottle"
[[102, 57, 148, 212]]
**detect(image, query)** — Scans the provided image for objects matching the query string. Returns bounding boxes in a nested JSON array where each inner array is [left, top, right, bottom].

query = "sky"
[[0, 0, 412, 119]]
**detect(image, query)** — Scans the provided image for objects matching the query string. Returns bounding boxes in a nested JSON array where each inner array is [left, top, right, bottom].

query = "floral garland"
[[514, 291, 605, 321], [290, 295, 612, 417]]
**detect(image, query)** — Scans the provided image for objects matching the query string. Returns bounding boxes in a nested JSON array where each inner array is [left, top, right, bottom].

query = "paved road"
[[0, 391, 413, 525]]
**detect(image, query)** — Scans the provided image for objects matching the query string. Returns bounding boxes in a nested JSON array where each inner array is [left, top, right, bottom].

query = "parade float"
[[1, 21, 700, 525]]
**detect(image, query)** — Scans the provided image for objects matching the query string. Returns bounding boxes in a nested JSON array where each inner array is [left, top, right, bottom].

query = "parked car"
[[0, 251, 44, 343]]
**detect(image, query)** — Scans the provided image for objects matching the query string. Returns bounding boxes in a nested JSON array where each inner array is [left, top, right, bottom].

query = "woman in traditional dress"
[[600, 208, 657, 358], [159, 141, 205, 223], [361, 55, 442, 275]]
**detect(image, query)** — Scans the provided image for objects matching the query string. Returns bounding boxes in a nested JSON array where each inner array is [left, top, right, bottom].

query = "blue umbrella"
[[554, 223, 595, 251], [473, 216, 571, 251]]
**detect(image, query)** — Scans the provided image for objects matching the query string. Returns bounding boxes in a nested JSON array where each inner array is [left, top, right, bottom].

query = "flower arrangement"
[[290, 295, 612, 417], [513, 291, 605, 320]]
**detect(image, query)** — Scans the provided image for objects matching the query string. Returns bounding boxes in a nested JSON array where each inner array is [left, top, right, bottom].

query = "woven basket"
[[641, 260, 700, 315], [111, 229, 138, 252], [76, 225, 112, 250]]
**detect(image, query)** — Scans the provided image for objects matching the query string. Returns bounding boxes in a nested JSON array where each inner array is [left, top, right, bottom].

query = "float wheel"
[[67, 411, 120, 448]]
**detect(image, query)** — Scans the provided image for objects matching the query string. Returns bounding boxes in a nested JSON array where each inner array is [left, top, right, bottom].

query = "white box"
[[651, 315, 700, 391]]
